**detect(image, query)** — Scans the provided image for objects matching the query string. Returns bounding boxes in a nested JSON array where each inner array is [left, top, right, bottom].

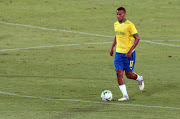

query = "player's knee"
[[116, 70, 123, 77]]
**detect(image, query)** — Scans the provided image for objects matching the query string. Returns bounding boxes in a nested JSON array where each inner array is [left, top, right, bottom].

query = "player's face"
[[117, 10, 126, 22]]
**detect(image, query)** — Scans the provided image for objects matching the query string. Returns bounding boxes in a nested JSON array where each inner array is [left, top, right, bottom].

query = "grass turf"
[[0, 0, 180, 119]]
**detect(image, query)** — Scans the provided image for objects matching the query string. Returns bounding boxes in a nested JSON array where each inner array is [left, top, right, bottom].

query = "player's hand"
[[110, 48, 114, 56], [126, 51, 132, 58]]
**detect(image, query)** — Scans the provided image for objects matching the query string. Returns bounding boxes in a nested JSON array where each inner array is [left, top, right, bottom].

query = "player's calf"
[[126, 72, 145, 90], [125, 72, 137, 80]]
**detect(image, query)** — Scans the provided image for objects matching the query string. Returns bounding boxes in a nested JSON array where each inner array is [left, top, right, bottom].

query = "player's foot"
[[138, 76, 144, 91], [118, 96, 129, 101]]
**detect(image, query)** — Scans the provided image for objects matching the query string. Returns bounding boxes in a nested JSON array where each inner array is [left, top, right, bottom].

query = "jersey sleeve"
[[129, 23, 138, 35]]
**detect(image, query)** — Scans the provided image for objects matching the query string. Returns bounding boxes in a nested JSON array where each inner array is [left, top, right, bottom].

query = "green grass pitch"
[[0, 0, 180, 118]]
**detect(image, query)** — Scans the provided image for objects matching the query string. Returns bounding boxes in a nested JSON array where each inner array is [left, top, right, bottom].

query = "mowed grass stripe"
[[0, 42, 112, 52], [1, 40, 179, 52], [1, 22, 180, 48], [0, 22, 113, 38]]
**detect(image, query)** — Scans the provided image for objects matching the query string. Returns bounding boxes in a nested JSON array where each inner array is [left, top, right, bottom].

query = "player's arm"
[[110, 36, 117, 56], [126, 34, 140, 58]]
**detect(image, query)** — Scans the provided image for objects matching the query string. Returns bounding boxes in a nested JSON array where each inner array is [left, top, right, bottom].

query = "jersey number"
[[129, 61, 134, 67]]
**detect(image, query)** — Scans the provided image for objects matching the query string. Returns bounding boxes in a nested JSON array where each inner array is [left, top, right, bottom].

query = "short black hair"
[[117, 7, 126, 13]]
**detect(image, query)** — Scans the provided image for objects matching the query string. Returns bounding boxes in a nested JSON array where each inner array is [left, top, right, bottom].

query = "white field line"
[[0, 40, 179, 52], [0, 22, 113, 38], [142, 40, 180, 47], [153, 40, 180, 42], [0, 22, 180, 48], [0, 42, 112, 52], [0, 91, 179, 110]]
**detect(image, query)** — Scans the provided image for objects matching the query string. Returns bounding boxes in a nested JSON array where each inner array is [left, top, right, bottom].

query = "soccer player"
[[110, 7, 144, 101]]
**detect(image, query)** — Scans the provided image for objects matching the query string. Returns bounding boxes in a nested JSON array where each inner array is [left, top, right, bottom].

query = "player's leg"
[[114, 52, 129, 101], [125, 71, 144, 90], [125, 72, 142, 81], [116, 70, 125, 85], [125, 51, 144, 90], [116, 70, 129, 101]]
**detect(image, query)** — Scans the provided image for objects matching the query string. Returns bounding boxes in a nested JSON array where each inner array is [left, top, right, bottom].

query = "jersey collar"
[[118, 18, 127, 24]]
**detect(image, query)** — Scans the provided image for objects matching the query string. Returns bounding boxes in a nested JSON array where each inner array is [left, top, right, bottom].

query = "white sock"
[[119, 84, 128, 97], [136, 74, 142, 81]]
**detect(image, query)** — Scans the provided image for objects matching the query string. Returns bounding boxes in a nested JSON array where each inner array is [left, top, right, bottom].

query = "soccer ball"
[[101, 90, 113, 101]]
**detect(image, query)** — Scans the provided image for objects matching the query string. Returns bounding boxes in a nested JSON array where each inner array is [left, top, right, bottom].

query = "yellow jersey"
[[114, 19, 138, 53]]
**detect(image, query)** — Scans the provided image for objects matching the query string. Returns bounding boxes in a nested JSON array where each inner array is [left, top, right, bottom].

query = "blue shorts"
[[114, 51, 136, 72]]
